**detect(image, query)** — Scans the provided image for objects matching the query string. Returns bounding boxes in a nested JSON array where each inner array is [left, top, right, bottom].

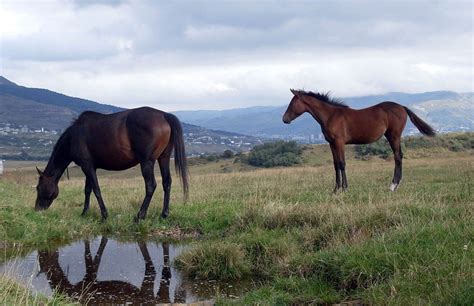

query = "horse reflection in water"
[[37, 237, 188, 304]]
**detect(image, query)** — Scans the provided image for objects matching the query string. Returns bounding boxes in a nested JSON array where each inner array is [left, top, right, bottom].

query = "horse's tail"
[[164, 113, 189, 200], [403, 106, 436, 137]]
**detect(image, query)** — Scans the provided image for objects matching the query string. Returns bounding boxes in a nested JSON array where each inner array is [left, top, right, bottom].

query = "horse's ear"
[[290, 88, 300, 97], [36, 166, 44, 176]]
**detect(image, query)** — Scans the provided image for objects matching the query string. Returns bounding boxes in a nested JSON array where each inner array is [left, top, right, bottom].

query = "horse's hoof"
[[390, 183, 398, 192], [135, 213, 146, 223], [161, 213, 168, 219]]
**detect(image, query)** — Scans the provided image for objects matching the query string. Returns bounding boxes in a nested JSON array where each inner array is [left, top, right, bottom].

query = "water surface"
[[1, 237, 251, 304]]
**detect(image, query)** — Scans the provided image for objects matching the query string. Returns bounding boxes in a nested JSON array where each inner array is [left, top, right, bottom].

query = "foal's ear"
[[290, 89, 303, 98], [36, 166, 44, 176]]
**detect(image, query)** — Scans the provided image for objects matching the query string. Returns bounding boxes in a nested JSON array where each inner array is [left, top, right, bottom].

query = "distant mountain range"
[[0, 76, 122, 130], [174, 91, 474, 142], [1, 74, 472, 160], [0, 76, 260, 159]]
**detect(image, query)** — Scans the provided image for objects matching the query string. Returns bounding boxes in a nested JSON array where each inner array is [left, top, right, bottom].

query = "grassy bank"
[[1, 138, 473, 304], [0, 274, 71, 305]]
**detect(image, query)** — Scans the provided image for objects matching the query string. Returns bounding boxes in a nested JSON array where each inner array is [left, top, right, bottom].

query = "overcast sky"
[[1, 0, 472, 111]]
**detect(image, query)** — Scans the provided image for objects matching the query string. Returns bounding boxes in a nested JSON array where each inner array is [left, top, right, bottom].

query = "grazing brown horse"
[[283, 89, 435, 192], [35, 107, 188, 221]]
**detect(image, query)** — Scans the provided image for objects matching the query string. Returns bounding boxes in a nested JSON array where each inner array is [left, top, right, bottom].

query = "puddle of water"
[[0, 237, 253, 304]]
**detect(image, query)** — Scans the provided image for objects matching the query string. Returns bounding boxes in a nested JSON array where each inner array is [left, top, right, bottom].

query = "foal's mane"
[[296, 90, 349, 108]]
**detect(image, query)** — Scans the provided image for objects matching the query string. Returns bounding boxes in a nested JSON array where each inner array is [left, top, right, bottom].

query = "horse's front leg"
[[340, 155, 348, 190], [81, 177, 92, 216], [81, 165, 108, 221], [330, 143, 341, 192], [330, 141, 347, 192], [332, 159, 341, 193]]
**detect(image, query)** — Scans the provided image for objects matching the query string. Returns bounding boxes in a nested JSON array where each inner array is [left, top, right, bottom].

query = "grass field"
[[1, 142, 473, 304]]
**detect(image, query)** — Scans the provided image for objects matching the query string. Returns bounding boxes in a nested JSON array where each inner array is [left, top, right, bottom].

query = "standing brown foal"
[[283, 89, 435, 192]]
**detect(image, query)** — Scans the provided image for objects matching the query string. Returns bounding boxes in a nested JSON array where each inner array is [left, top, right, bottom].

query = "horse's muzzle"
[[35, 201, 50, 211], [35, 205, 45, 211]]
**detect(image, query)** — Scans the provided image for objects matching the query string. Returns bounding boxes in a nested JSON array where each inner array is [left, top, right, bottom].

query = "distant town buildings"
[[0, 123, 59, 136]]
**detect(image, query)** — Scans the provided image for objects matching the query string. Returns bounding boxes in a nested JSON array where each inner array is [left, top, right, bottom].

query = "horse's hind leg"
[[386, 132, 403, 191], [136, 160, 157, 221], [81, 177, 92, 216], [158, 149, 172, 218]]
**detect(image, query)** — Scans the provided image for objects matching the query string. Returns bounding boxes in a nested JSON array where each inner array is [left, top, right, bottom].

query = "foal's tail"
[[403, 107, 436, 136], [164, 113, 189, 200]]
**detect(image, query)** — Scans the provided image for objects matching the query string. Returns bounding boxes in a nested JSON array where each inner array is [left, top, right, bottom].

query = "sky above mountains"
[[1, 0, 472, 111]]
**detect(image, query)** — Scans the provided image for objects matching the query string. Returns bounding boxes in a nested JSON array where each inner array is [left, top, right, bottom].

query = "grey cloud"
[[72, 0, 126, 8], [3, 0, 471, 61], [130, 0, 471, 52]]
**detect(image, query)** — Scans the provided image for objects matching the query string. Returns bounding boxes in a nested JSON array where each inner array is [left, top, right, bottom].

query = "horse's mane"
[[50, 124, 74, 157], [45, 111, 98, 171], [296, 90, 349, 108]]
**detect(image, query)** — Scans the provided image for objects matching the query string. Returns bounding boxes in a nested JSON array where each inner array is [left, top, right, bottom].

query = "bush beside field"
[[355, 132, 473, 159], [243, 140, 303, 168]]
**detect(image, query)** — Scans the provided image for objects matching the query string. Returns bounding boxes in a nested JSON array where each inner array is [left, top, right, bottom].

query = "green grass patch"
[[1, 141, 473, 304], [175, 241, 251, 280]]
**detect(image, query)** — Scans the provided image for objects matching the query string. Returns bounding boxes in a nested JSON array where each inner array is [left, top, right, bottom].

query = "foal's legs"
[[330, 143, 341, 192], [330, 141, 347, 192], [136, 160, 157, 221], [81, 177, 92, 216], [386, 132, 403, 191], [81, 165, 108, 220]]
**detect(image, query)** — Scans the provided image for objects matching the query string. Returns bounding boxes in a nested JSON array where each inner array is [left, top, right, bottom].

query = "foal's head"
[[283, 89, 307, 124], [35, 167, 59, 211]]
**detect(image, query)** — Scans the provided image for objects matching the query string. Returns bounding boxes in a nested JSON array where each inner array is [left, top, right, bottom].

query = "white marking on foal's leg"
[[390, 183, 398, 192]]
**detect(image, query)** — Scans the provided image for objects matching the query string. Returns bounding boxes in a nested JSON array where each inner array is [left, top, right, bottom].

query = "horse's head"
[[35, 167, 59, 211], [283, 89, 306, 124]]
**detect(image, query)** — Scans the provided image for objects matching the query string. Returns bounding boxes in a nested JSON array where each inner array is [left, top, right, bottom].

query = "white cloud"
[[1, 0, 472, 110]]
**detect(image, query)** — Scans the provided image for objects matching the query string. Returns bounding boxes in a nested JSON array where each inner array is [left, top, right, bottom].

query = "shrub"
[[355, 139, 392, 159], [221, 149, 234, 158], [246, 141, 302, 167], [204, 154, 219, 162]]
